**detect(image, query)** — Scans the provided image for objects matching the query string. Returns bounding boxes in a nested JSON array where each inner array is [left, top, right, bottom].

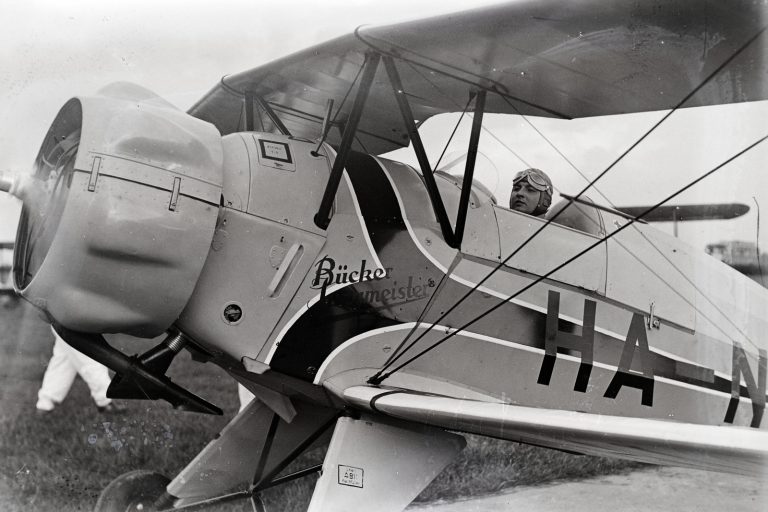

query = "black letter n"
[[724, 343, 766, 428]]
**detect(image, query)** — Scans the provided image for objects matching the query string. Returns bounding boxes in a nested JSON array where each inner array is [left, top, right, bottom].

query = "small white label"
[[254, 137, 295, 171], [262, 141, 289, 161], [338, 465, 363, 488]]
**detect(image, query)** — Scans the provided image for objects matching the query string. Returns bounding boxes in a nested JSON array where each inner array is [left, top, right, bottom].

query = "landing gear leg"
[[249, 494, 267, 512]]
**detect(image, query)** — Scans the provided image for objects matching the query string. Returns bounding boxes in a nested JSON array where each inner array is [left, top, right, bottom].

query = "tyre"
[[94, 470, 171, 512]]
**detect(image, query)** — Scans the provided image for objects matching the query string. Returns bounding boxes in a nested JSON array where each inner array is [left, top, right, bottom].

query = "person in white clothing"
[[36, 327, 123, 413]]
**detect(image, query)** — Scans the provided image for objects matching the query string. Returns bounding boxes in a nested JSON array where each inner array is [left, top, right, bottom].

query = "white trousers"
[[36, 328, 113, 410]]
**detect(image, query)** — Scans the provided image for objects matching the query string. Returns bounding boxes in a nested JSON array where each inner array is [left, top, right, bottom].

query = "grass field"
[[0, 300, 639, 511]]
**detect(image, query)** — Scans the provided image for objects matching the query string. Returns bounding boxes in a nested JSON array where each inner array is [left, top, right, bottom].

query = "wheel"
[[94, 470, 171, 512]]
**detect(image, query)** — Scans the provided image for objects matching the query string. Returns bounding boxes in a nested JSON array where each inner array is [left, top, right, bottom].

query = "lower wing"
[[344, 386, 768, 477]]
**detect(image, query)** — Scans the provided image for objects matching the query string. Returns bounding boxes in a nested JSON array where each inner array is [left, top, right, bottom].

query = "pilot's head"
[[509, 168, 553, 216]]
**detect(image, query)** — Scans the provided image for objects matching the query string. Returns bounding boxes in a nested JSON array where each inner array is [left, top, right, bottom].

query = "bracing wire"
[[405, 61, 521, 174], [433, 95, 474, 172], [621, 226, 763, 352], [331, 65, 366, 127], [503, 93, 767, 353], [369, 26, 767, 384], [372, 69, 474, 364], [401, 61, 482, 173], [354, 135, 369, 154], [373, 135, 768, 383], [755, 196, 765, 285]]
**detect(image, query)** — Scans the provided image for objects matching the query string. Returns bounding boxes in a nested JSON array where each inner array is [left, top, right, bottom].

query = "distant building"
[[706, 240, 768, 287]]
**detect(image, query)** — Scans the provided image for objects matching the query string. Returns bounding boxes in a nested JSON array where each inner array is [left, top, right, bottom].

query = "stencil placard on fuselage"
[[255, 137, 296, 171]]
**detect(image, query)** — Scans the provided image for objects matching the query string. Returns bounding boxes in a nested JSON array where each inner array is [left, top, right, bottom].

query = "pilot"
[[509, 168, 553, 217]]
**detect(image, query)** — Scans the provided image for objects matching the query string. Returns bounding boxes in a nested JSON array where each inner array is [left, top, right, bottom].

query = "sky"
[[1, 0, 766, 254]]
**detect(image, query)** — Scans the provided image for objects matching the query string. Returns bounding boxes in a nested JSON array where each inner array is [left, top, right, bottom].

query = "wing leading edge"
[[189, 0, 767, 154], [344, 386, 768, 478]]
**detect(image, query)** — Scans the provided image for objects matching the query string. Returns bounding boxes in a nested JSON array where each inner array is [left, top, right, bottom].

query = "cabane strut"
[[313, 52, 487, 250]]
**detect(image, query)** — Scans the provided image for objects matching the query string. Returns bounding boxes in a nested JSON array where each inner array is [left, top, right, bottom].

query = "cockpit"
[[492, 194, 608, 294], [544, 197, 605, 237]]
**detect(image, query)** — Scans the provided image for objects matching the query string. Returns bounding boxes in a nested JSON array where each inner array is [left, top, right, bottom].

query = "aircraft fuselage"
[[175, 132, 767, 433]]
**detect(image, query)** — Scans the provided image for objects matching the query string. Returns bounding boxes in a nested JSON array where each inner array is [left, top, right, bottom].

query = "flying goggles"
[[513, 168, 552, 193]]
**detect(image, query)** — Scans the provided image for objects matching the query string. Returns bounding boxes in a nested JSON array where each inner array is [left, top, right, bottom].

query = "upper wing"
[[344, 386, 768, 477], [189, 0, 767, 154]]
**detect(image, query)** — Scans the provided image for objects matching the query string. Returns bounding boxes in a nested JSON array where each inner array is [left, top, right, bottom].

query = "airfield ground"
[[413, 466, 767, 512], [1, 299, 641, 511]]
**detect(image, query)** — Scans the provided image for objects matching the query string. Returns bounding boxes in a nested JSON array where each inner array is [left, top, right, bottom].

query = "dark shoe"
[[97, 402, 127, 414]]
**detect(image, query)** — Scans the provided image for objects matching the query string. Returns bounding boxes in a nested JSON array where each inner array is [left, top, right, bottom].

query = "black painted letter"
[[537, 291, 595, 392], [604, 313, 655, 406], [723, 343, 766, 428]]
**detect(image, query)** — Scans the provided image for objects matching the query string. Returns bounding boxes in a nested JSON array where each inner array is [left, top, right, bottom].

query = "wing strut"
[[313, 53, 486, 250], [383, 55, 458, 247], [244, 92, 256, 131], [254, 95, 292, 136], [243, 90, 292, 135], [454, 89, 486, 247], [315, 52, 381, 229], [383, 57, 487, 249]]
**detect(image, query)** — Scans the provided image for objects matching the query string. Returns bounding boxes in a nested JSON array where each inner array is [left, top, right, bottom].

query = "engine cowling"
[[11, 83, 223, 337]]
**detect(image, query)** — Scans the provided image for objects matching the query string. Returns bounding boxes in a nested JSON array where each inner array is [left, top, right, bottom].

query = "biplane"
[[1, 0, 767, 510]]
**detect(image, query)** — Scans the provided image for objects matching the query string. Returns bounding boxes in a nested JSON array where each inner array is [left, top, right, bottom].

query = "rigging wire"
[[755, 196, 765, 285], [372, 63, 474, 363], [406, 56, 614, 206], [505, 92, 767, 352], [497, 95, 768, 353], [433, 96, 474, 172], [354, 28, 571, 120], [354, 134, 369, 154], [377, 250, 462, 369], [230, 59, 366, 141], [472, 126, 763, 352], [405, 61, 530, 174], [617, 226, 762, 352], [369, 26, 767, 383], [407, 59, 613, 237], [373, 134, 768, 383], [510, 115, 616, 207], [402, 61, 474, 172], [383, 62, 489, 365], [492, 93, 762, 348], [331, 64, 366, 128]]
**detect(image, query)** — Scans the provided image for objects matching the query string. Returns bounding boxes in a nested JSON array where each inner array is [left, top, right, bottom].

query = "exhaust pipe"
[[52, 322, 222, 415]]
